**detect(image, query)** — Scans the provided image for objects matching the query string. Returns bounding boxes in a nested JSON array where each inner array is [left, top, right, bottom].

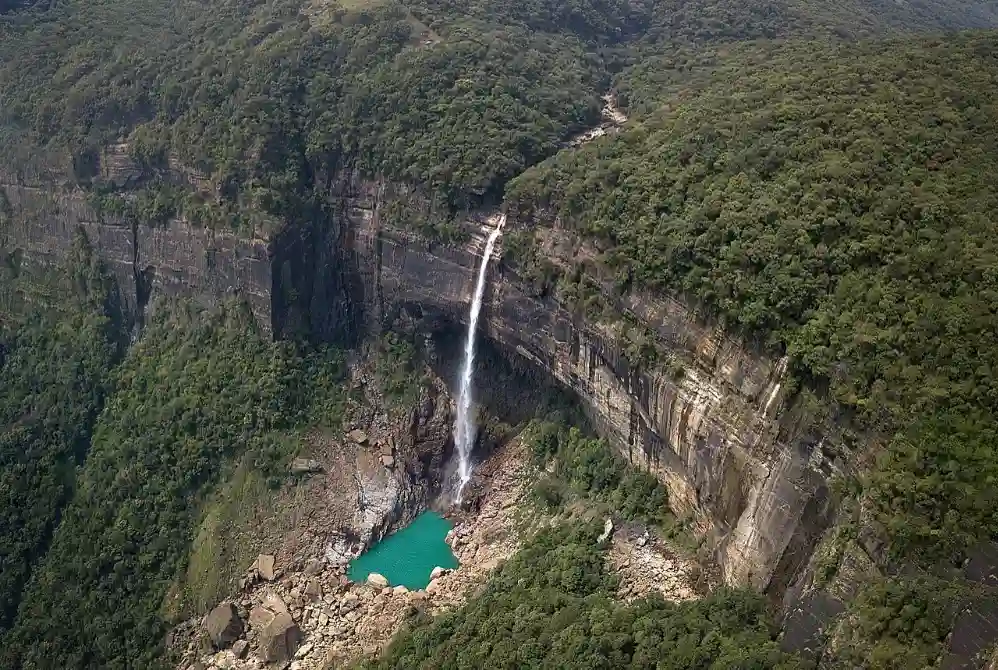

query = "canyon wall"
[[0, 157, 272, 328], [327, 175, 839, 594], [0, 158, 837, 598]]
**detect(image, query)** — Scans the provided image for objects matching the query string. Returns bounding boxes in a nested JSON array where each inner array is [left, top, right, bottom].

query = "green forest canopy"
[[1, 0, 996, 232], [0, 298, 348, 669], [0, 241, 120, 635], [361, 521, 804, 670], [507, 33, 998, 562]]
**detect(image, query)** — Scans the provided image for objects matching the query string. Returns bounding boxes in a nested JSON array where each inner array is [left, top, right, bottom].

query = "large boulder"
[[204, 602, 243, 649], [259, 612, 302, 663], [231, 640, 249, 659], [249, 591, 290, 631], [367, 572, 389, 588], [255, 554, 277, 581], [304, 578, 322, 601]]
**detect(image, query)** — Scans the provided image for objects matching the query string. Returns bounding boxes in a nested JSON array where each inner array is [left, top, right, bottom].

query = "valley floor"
[[178, 434, 704, 670]]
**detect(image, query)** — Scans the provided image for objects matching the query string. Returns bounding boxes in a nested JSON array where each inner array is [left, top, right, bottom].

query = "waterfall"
[[453, 214, 504, 503]]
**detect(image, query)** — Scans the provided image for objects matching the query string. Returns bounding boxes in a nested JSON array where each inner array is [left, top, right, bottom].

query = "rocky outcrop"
[[204, 602, 243, 649], [176, 438, 537, 670], [1, 155, 835, 600], [0, 162, 271, 329]]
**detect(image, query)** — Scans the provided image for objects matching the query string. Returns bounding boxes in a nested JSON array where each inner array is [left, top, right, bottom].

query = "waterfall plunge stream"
[[453, 214, 504, 504]]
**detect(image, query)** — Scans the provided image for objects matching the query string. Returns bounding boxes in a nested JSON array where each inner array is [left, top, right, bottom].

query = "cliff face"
[[0, 160, 272, 329], [0, 158, 836, 598], [324, 176, 837, 594]]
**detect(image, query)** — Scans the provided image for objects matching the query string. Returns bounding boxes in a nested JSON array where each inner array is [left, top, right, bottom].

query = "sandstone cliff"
[[0, 153, 837, 601]]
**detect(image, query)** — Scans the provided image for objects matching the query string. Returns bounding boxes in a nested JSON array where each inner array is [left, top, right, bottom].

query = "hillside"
[[507, 32, 998, 565], [3, 0, 998, 667], [2, 0, 996, 233]]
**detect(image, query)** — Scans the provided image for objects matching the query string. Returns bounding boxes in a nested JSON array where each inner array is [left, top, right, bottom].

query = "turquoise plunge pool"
[[346, 511, 459, 590]]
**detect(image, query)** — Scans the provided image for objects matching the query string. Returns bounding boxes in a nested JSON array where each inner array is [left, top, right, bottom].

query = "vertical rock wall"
[[0, 160, 839, 596], [0, 164, 272, 329]]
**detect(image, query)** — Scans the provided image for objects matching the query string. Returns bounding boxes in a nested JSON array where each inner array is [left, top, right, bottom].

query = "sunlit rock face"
[[1, 155, 837, 596], [307, 174, 839, 596]]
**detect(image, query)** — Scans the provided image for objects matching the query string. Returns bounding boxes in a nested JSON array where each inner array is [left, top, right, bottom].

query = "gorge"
[[2, 0, 998, 666], [1, 160, 819, 595]]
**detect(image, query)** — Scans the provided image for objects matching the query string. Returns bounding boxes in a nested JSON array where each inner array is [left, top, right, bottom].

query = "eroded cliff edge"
[[0, 158, 837, 603]]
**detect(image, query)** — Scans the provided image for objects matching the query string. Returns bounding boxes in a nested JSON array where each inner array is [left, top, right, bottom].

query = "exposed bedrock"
[[0, 159, 838, 598]]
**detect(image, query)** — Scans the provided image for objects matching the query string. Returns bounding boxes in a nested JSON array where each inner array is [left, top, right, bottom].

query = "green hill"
[[1, 0, 995, 230], [508, 31, 998, 563]]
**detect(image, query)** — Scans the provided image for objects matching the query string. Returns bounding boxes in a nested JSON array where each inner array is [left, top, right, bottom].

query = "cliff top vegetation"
[[507, 32, 998, 566], [1, 0, 995, 235]]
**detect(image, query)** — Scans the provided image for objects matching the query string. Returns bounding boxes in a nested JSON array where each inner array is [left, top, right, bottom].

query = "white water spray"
[[453, 214, 504, 503]]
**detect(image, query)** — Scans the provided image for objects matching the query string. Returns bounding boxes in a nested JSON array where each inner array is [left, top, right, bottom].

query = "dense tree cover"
[[361, 520, 802, 669], [526, 420, 673, 528], [0, 0, 609, 230], [826, 576, 963, 669], [507, 33, 998, 561], [3, 0, 995, 236], [0, 242, 120, 633], [868, 411, 998, 564], [0, 304, 347, 669]]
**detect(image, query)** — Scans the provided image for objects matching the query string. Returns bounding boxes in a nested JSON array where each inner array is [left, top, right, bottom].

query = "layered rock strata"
[[1, 156, 837, 598]]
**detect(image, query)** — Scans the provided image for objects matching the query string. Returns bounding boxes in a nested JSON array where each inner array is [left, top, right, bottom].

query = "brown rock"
[[204, 602, 243, 649], [259, 612, 302, 663], [305, 578, 322, 601], [249, 591, 290, 631], [303, 558, 323, 576], [256, 554, 277, 581], [348, 429, 368, 444], [380, 454, 395, 469], [250, 605, 277, 631], [263, 592, 291, 616], [231, 639, 249, 659]]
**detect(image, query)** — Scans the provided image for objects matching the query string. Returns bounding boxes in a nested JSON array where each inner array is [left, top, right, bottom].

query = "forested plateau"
[[2, 0, 998, 667]]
